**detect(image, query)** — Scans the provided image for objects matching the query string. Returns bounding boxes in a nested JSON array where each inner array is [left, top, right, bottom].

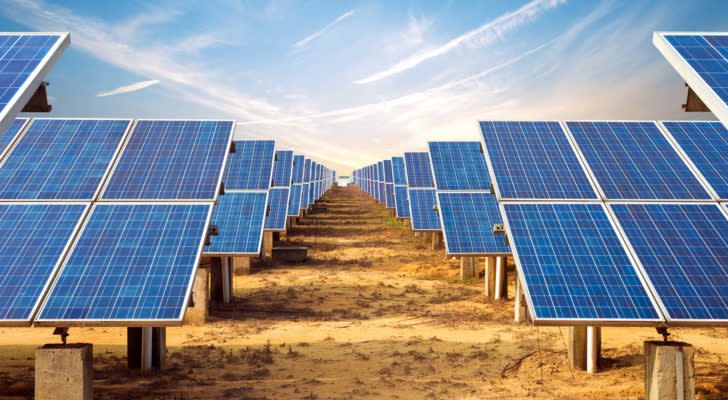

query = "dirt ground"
[[0, 185, 727, 399]]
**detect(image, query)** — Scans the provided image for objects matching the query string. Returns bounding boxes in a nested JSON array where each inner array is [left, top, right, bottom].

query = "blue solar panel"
[[272, 150, 293, 187], [655, 33, 728, 123], [503, 202, 662, 322], [292, 155, 305, 184], [303, 159, 312, 183], [222, 140, 274, 191], [480, 121, 597, 200], [0, 119, 131, 200], [394, 186, 410, 218], [0, 118, 27, 160], [661, 121, 728, 199], [378, 182, 386, 204], [428, 142, 489, 191], [205, 191, 267, 255], [102, 120, 233, 200], [611, 203, 728, 324], [566, 121, 710, 200], [385, 183, 395, 208], [0, 203, 86, 324], [404, 152, 434, 188], [437, 192, 508, 255], [0, 34, 68, 135], [392, 157, 407, 185], [288, 184, 302, 217], [408, 189, 441, 231], [38, 203, 211, 323], [383, 160, 394, 183], [265, 187, 290, 230]]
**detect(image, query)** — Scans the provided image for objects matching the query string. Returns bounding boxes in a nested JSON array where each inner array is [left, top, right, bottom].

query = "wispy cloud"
[[355, 0, 566, 84], [97, 80, 160, 97], [293, 9, 358, 48]]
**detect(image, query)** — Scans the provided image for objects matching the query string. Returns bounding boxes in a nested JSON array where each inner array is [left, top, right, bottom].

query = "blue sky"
[[2, 0, 727, 174]]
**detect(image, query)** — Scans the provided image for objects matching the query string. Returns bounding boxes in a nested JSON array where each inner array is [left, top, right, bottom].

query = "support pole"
[[431, 231, 442, 250], [485, 256, 496, 299], [586, 326, 600, 373], [141, 327, 153, 370], [262, 231, 273, 260], [645, 341, 695, 400], [514, 276, 522, 322], [494, 256, 506, 300], [185, 267, 209, 324], [568, 326, 587, 371], [460, 257, 476, 279], [209, 257, 223, 303], [221, 257, 231, 303]]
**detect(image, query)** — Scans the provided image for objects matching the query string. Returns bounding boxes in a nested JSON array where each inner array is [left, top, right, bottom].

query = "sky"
[[2, 0, 727, 175]]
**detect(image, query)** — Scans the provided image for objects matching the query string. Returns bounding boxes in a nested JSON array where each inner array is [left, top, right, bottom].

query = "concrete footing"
[[568, 326, 601, 373], [232, 256, 251, 276], [514, 275, 528, 323], [460, 256, 477, 279], [36, 343, 93, 400], [185, 267, 209, 324], [128, 327, 166, 370], [644, 341, 695, 400], [272, 246, 308, 262]]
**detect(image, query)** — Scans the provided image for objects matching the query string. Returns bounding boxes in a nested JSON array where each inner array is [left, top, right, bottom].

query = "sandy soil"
[[0, 185, 727, 399]]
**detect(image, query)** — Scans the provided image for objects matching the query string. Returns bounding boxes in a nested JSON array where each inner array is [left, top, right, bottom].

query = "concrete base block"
[[185, 267, 209, 324], [232, 256, 251, 276], [273, 246, 308, 262], [36, 343, 93, 400], [645, 341, 695, 400]]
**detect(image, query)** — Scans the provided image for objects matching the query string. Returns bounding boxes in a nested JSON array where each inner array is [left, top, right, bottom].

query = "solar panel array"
[[481, 117, 728, 327], [654, 32, 728, 128]]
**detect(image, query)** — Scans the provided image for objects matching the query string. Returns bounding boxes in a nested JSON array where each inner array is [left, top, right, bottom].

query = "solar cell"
[[437, 192, 509, 255], [0, 203, 87, 325], [394, 186, 410, 218], [0, 118, 27, 161], [205, 191, 267, 255], [266, 187, 290, 231], [611, 203, 728, 325], [408, 189, 441, 231], [222, 140, 275, 191], [0, 119, 131, 200], [428, 142, 489, 190], [480, 121, 598, 200], [385, 183, 395, 208], [0, 33, 69, 135], [503, 202, 662, 323], [404, 152, 434, 188], [654, 33, 728, 127], [37, 203, 212, 324], [102, 120, 233, 200], [566, 121, 710, 200], [288, 184, 302, 217], [660, 121, 728, 199], [292, 155, 305, 184], [392, 156, 407, 185], [272, 150, 293, 187]]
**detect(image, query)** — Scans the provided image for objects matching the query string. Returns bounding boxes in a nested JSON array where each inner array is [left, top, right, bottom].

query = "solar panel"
[[383, 159, 394, 183], [611, 203, 728, 325], [660, 121, 728, 200], [222, 140, 275, 191], [408, 189, 441, 231], [480, 121, 598, 200], [288, 184, 302, 217], [566, 121, 710, 200], [0, 118, 27, 161], [0, 119, 131, 200], [378, 182, 386, 204], [385, 183, 395, 208], [404, 152, 434, 188], [272, 150, 293, 187], [654, 33, 728, 127], [303, 159, 312, 183], [437, 192, 509, 255], [428, 142, 489, 191], [205, 191, 267, 255], [300, 183, 310, 210], [0, 33, 69, 135], [394, 186, 410, 218], [265, 187, 290, 231], [503, 202, 662, 324], [292, 155, 305, 184], [101, 120, 233, 200], [0, 203, 87, 326], [392, 156, 407, 185], [37, 203, 212, 324]]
